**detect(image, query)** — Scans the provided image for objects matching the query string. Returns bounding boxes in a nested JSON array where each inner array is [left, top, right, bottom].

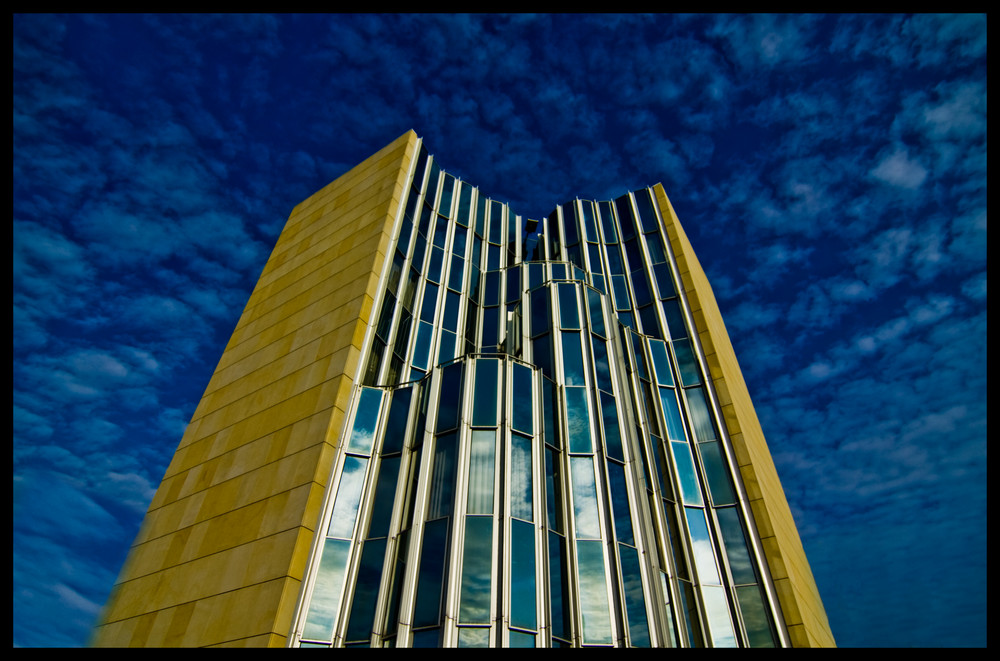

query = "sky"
[[13, 14, 986, 648]]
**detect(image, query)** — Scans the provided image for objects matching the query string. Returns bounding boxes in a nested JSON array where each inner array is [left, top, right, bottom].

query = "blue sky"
[[13, 14, 985, 648]]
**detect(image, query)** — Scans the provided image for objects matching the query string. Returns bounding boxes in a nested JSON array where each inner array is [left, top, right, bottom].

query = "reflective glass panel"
[[383, 387, 412, 453], [586, 287, 606, 337], [414, 518, 448, 626], [510, 432, 533, 521], [674, 339, 701, 385], [511, 363, 534, 435], [737, 585, 777, 647], [607, 461, 633, 545], [345, 537, 387, 642], [700, 441, 735, 506], [533, 333, 553, 381], [412, 320, 433, 370], [576, 540, 613, 644], [685, 507, 721, 585], [368, 456, 401, 538], [588, 337, 611, 395], [702, 585, 737, 647], [328, 456, 368, 538], [717, 506, 755, 584], [661, 388, 686, 442], [438, 329, 456, 364], [654, 263, 675, 299], [545, 447, 563, 533], [548, 531, 570, 640], [671, 440, 704, 507], [600, 392, 623, 462], [530, 287, 549, 337], [472, 359, 499, 427], [649, 340, 673, 386], [571, 456, 601, 539], [619, 545, 651, 647], [510, 519, 537, 630], [558, 282, 579, 329], [662, 298, 686, 338], [611, 274, 630, 311], [302, 537, 351, 641], [427, 433, 457, 520], [561, 331, 586, 387], [565, 386, 592, 454], [467, 430, 496, 514], [428, 246, 444, 283], [459, 515, 494, 623], [449, 254, 465, 291], [686, 387, 716, 442], [457, 627, 490, 648], [509, 630, 535, 648], [348, 388, 383, 454], [412, 628, 440, 647], [436, 362, 463, 433]]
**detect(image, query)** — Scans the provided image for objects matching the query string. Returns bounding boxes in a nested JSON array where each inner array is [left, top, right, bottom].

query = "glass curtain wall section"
[[292, 142, 783, 647]]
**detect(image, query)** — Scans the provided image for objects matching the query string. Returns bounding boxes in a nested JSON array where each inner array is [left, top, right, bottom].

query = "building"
[[92, 130, 834, 648]]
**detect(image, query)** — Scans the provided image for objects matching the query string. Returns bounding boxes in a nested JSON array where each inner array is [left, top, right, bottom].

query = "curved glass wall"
[[293, 142, 782, 647]]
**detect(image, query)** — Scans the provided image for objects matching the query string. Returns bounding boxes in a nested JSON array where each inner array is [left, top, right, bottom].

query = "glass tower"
[[94, 130, 831, 648], [290, 137, 810, 648]]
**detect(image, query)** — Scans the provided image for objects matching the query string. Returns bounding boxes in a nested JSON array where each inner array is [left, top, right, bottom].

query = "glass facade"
[[292, 140, 784, 648]]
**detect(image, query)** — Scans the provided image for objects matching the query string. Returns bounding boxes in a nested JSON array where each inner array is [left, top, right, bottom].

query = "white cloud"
[[870, 146, 928, 189]]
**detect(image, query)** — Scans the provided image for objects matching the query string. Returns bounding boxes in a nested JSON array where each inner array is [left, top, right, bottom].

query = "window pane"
[[472, 359, 499, 426], [510, 432, 533, 521], [600, 392, 624, 462], [674, 339, 700, 385], [302, 538, 351, 641], [571, 456, 601, 539], [545, 447, 563, 534], [368, 456, 401, 538], [467, 430, 496, 514], [649, 340, 673, 386], [427, 434, 458, 520], [592, 337, 613, 393], [345, 537, 387, 642], [558, 282, 579, 329], [737, 585, 777, 647], [685, 507, 720, 585], [457, 627, 490, 648], [717, 507, 755, 584], [459, 516, 494, 623], [509, 630, 535, 648], [436, 362, 463, 433], [586, 287, 606, 337], [619, 544, 651, 647], [576, 539, 613, 645], [660, 388, 686, 442], [328, 456, 368, 538], [607, 461, 633, 545], [700, 441, 735, 506], [702, 585, 737, 647], [414, 518, 449, 627], [548, 531, 570, 640], [565, 386, 592, 454], [383, 387, 412, 454], [561, 331, 586, 387], [510, 519, 537, 630], [511, 362, 534, 434], [686, 387, 716, 442], [348, 388, 383, 454], [671, 441, 704, 507]]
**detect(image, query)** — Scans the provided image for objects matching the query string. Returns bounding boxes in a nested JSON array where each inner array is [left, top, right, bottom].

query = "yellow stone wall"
[[92, 130, 419, 647], [653, 185, 836, 648]]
